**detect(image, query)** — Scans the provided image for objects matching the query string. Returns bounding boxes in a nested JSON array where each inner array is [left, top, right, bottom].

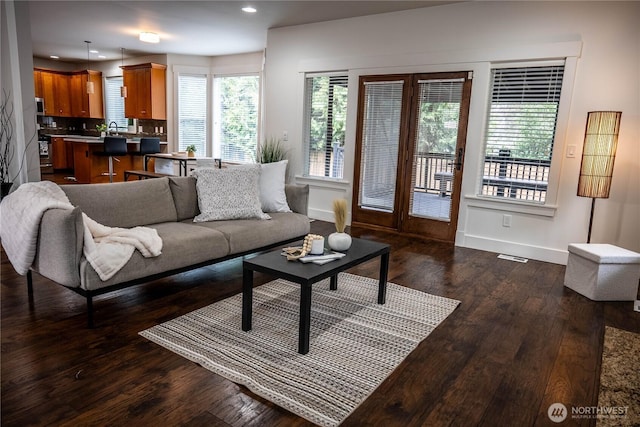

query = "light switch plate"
[[567, 144, 576, 158], [634, 300, 640, 312]]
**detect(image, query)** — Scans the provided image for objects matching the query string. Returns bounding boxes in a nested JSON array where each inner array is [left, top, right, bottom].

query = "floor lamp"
[[577, 111, 622, 243]]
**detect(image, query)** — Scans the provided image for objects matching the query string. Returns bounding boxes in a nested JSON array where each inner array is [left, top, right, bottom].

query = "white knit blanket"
[[0, 181, 162, 281]]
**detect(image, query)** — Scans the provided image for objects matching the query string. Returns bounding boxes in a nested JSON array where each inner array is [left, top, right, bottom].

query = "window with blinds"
[[178, 74, 207, 153], [303, 74, 348, 178], [213, 75, 259, 163], [481, 64, 564, 203], [104, 77, 127, 129], [358, 80, 404, 212]]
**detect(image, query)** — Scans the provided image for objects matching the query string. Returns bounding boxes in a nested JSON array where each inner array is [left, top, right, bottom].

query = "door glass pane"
[[410, 79, 463, 221], [358, 81, 404, 212]]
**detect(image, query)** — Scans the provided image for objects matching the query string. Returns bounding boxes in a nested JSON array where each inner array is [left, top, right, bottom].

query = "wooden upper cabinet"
[[70, 71, 104, 119], [54, 73, 71, 117], [34, 70, 43, 98], [34, 68, 103, 118], [122, 63, 166, 120], [39, 70, 58, 116]]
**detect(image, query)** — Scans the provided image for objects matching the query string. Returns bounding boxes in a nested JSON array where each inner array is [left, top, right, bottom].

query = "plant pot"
[[188, 151, 195, 158], [328, 232, 352, 252], [1, 182, 13, 200]]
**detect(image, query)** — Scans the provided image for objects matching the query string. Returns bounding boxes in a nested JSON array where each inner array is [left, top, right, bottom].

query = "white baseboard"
[[456, 231, 569, 265], [308, 207, 352, 226]]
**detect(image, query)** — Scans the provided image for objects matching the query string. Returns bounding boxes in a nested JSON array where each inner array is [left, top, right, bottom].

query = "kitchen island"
[[66, 137, 168, 183]]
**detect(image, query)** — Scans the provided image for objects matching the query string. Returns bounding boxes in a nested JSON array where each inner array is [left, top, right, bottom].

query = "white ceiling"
[[28, 1, 460, 63]]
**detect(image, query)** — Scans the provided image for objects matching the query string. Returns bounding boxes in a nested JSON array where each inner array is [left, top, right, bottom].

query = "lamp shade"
[[577, 111, 621, 199]]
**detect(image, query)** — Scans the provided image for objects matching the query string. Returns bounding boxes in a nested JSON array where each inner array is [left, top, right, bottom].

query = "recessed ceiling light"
[[98, 55, 106, 59], [89, 49, 99, 54], [50, 55, 59, 59], [139, 32, 160, 43], [242, 6, 257, 13]]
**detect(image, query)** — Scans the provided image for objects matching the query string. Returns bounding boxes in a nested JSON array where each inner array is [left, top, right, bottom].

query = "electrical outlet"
[[283, 130, 289, 141], [503, 214, 512, 227]]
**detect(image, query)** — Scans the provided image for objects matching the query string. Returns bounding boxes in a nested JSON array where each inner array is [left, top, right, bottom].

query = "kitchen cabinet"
[[53, 73, 71, 117], [40, 70, 58, 116], [51, 136, 74, 170], [122, 63, 166, 120], [34, 70, 43, 98], [70, 71, 104, 119], [34, 68, 103, 118]]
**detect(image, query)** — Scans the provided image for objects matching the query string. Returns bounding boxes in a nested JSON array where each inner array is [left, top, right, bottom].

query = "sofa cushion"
[[193, 165, 270, 222], [189, 212, 310, 254], [79, 222, 230, 291], [168, 176, 200, 221], [259, 160, 291, 213], [62, 178, 178, 228]]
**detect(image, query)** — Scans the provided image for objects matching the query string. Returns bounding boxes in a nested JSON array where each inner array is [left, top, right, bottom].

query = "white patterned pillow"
[[193, 165, 270, 222]]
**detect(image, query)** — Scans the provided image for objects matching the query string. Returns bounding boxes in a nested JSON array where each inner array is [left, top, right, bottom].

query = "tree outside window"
[[304, 74, 348, 178], [213, 75, 259, 163]]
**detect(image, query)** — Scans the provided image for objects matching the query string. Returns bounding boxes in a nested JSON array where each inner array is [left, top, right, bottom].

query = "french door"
[[352, 72, 472, 242]]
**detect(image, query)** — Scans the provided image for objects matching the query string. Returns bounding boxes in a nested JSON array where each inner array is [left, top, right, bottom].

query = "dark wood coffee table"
[[242, 237, 390, 354]]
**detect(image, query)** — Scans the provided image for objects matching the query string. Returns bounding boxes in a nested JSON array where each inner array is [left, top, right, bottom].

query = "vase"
[[328, 232, 352, 252]]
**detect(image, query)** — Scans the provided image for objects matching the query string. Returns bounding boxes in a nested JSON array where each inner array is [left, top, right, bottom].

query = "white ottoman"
[[564, 244, 640, 301]]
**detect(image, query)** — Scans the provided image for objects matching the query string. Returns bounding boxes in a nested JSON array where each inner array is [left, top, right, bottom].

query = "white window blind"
[[104, 76, 127, 129], [358, 80, 404, 212], [481, 64, 564, 203], [303, 74, 348, 178], [213, 75, 259, 163], [178, 74, 207, 153]]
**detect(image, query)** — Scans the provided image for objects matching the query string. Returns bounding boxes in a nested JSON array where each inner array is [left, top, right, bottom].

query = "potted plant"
[[257, 137, 287, 163], [186, 144, 197, 157], [327, 198, 352, 251], [96, 123, 107, 138]]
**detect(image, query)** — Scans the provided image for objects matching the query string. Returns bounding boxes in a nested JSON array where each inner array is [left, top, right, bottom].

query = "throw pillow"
[[193, 165, 270, 222], [259, 160, 291, 213]]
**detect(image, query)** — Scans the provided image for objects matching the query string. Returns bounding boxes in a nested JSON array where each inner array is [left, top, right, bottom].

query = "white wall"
[[263, 1, 640, 263], [1, 0, 39, 190]]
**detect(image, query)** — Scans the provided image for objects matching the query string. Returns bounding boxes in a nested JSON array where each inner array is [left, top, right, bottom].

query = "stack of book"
[[281, 248, 346, 265]]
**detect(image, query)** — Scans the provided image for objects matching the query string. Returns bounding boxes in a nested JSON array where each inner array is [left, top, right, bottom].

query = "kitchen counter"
[[68, 137, 168, 184], [64, 136, 168, 144]]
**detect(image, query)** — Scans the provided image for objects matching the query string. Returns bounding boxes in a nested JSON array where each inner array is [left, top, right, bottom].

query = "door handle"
[[454, 148, 464, 170]]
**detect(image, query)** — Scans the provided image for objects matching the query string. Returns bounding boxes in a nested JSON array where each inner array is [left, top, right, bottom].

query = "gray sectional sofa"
[[30, 176, 310, 326]]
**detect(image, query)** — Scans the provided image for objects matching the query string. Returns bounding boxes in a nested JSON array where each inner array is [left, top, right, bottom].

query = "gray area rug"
[[140, 273, 460, 426], [597, 326, 640, 426]]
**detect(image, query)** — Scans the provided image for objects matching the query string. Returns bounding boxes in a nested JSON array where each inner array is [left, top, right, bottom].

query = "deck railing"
[[414, 150, 551, 202]]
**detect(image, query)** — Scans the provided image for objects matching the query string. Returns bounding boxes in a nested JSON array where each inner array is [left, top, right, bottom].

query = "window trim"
[[173, 66, 262, 160], [104, 75, 128, 131], [302, 71, 349, 180], [177, 72, 208, 154], [212, 72, 262, 163], [475, 57, 577, 210]]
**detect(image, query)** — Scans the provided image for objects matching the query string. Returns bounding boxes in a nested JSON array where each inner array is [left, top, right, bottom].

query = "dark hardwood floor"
[[2, 209, 639, 426]]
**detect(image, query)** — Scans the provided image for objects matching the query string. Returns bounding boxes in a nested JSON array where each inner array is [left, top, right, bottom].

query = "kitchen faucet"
[[108, 121, 120, 135]]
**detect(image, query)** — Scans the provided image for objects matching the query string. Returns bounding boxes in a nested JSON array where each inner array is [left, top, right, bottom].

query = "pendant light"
[[120, 47, 127, 98], [85, 40, 95, 94]]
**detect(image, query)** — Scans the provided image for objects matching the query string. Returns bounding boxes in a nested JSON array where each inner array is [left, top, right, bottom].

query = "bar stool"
[[133, 137, 161, 171], [95, 136, 128, 183]]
